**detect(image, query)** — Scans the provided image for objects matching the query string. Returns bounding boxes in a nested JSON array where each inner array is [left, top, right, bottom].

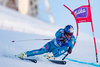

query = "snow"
[[0, 5, 59, 36], [0, 5, 100, 67]]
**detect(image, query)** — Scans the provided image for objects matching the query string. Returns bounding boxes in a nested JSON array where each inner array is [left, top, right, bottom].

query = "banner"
[[73, 5, 92, 23]]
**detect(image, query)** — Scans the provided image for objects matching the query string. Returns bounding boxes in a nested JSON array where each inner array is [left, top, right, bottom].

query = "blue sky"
[[38, 0, 100, 39]]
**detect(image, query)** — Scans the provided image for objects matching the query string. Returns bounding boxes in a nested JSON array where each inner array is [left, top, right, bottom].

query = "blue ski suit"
[[26, 29, 76, 57]]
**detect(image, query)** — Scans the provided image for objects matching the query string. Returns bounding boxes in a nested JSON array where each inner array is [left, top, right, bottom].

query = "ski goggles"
[[65, 32, 73, 36]]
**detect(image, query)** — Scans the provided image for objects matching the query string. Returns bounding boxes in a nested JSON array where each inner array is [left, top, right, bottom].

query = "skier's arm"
[[68, 36, 76, 54], [55, 29, 66, 42], [69, 36, 76, 49]]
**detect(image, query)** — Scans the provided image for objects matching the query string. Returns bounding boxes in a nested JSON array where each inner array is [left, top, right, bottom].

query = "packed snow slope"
[[0, 6, 100, 67]]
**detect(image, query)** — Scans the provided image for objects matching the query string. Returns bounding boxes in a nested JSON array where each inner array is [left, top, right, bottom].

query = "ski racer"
[[18, 25, 76, 58]]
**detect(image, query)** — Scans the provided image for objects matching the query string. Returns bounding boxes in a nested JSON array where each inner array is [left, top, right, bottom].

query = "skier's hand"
[[67, 48, 72, 54]]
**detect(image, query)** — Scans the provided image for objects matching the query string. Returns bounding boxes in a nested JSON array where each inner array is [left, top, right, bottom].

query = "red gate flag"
[[73, 5, 92, 23], [63, 0, 98, 63]]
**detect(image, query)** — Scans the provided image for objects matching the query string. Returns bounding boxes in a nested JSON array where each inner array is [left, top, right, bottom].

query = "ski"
[[48, 59, 66, 65], [19, 57, 66, 64], [43, 54, 66, 65], [14, 54, 66, 64], [14, 55, 37, 63], [19, 58, 37, 63]]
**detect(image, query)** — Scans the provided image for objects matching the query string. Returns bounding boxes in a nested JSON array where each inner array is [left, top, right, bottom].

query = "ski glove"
[[59, 37, 66, 43], [67, 48, 72, 54]]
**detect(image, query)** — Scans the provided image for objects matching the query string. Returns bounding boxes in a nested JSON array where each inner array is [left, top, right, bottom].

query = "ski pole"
[[61, 37, 77, 60], [11, 38, 65, 43], [62, 53, 69, 60], [11, 38, 53, 43]]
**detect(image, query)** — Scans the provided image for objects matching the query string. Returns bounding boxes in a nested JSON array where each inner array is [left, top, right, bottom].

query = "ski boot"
[[16, 52, 27, 58], [44, 53, 54, 59]]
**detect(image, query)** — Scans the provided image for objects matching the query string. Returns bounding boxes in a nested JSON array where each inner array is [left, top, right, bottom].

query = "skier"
[[17, 25, 76, 59]]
